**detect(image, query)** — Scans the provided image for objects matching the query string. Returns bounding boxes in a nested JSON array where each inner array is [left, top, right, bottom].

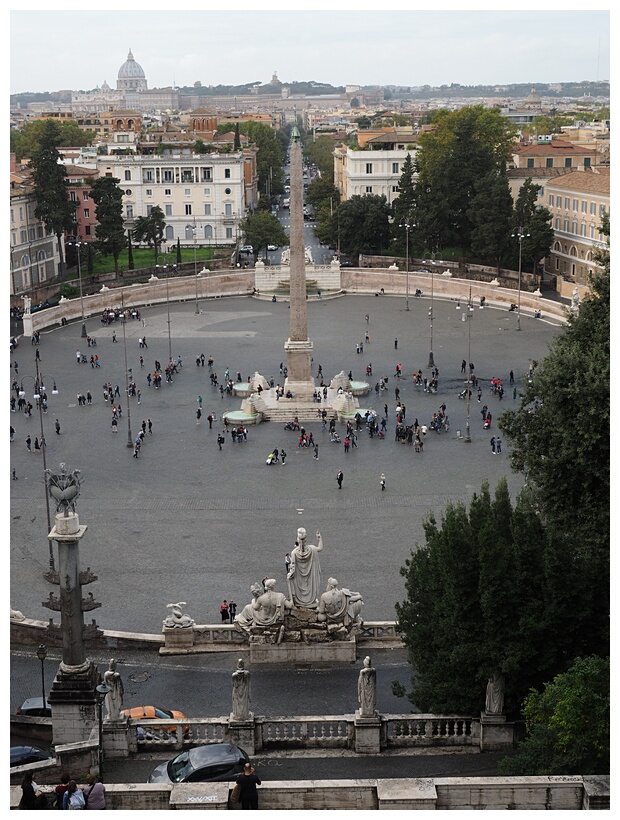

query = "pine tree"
[[90, 176, 125, 275], [127, 230, 134, 271], [234, 122, 241, 150]]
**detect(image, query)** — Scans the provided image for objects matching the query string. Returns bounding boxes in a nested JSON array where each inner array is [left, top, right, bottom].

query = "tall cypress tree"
[[391, 153, 417, 255], [90, 176, 126, 275], [29, 119, 77, 277], [127, 230, 134, 271]]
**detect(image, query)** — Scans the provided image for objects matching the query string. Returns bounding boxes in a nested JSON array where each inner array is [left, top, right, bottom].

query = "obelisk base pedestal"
[[284, 338, 315, 399]]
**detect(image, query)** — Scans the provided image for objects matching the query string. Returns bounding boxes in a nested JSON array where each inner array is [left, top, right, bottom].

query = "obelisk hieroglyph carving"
[[284, 125, 314, 398]]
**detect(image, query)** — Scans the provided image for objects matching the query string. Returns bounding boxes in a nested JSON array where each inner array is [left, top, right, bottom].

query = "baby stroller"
[[330, 432, 341, 443]]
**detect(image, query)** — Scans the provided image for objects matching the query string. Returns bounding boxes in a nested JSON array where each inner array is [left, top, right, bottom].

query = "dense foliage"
[[499, 656, 609, 776], [89, 176, 126, 274], [132, 205, 166, 263], [238, 211, 289, 259], [11, 118, 95, 161], [321, 194, 392, 258]]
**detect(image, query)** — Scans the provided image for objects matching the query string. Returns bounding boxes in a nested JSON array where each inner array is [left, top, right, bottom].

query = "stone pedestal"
[[249, 638, 356, 664], [284, 339, 314, 398], [376, 778, 437, 810], [162, 625, 195, 652], [48, 660, 100, 745], [354, 711, 381, 754], [103, 717, 130, 759], [479, 712, 514, 751], [226, 718, 256, 756]]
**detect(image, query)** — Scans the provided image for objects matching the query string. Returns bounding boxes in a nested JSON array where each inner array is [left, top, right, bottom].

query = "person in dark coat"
[[235, 762, 261, 810]]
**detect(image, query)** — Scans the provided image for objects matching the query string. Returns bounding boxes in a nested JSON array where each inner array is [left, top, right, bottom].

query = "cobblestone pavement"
[[10, 294, 561, 634]]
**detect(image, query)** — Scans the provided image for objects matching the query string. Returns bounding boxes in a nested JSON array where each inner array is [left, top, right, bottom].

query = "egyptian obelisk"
[[283, 126, 314, 398]]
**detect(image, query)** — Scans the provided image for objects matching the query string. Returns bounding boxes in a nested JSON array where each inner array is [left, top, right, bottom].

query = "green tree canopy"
[[303, 134, 338, 184], [89, 176, 126, 274], [327, 194, 392, 258], [508, 178, 555, 273], [468, 166, 514, 271], [531, 114, 575, 136], [132, 205, 166, 264], [29, 119, 78, 275], [11, 118, 95, 162], [238, 211, 289, 258], [391, 153, 417, 254], [414, 105, 517, 250], [499, 656, 609, 776], [305, 176, 339, 213]]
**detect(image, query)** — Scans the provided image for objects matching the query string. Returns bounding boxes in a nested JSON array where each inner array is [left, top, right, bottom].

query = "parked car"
[[17, 697, 51, 717], [339, 260, 354, 267], [267, 244, 278, 251], [239, 245, 253, 254], [121, 705, 189, 736], [148, 743, 249, 784], [11, 746, 53, 767]]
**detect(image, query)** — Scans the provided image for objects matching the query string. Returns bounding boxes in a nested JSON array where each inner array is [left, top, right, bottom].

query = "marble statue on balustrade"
[[286, 528, 323, 609], [485, 671, 506, 715], [231, 658, 252, 721], [234, 583, 264, 634], [163, 602, 194, 629], [357, 656, 377, 718], [317, 578, 364, 634], [103, 658, 124, 721]]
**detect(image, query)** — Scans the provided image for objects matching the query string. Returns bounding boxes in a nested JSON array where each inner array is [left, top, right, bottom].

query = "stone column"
[[46, 510, 100, 745], [284, 127, 314, 398]]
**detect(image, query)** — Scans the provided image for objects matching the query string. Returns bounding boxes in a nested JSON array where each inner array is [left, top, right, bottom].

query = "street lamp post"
[[423, 252, 439, 368], [120, 295, 133, 449], [463, 272, 474, 443], [96, 681, 110, 781], [36, 644, 47, 709], [20, 362, 59, 571], [512, 227, 530, 332], [399, 222, 415, 311], [67, 238, 88, 338], [155, 254, 176, 362], [187, 222, 200, 314]]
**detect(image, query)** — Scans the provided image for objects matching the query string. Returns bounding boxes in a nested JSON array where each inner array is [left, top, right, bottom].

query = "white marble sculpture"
[[234, 583, 263, 633], [287, 528, 323, 609], [252, 579, 291, 626], [317, 578, 364, 631], [103, 658, 124, 721], [163, 602, 194, 628], [231, 658, 252, 721], [357, 656, 377, 717], [485, 671, 506, 715]]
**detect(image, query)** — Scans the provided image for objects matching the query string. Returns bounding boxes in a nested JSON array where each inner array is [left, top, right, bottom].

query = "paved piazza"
[[10, 294, 561, 633]]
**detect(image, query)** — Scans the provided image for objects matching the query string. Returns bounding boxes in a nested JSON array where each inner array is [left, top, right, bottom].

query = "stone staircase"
[[260, 401, 333, 423]]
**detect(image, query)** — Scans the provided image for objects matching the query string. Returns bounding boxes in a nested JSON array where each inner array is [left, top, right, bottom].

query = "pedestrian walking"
[[112, 331, 117, 342], [235, 762, 261, 810], [220, 601, 229, 623], [461, 359, 466, 373], [228, 600, 237, 620], [217, 432, 225, 450], [12, 469, 17, 480], [136, 390, 141, 404], [509, 370, 514, 385], [111, 418, 118, 432], [394, 338, 398, 349], [313, 444, 319, 460], [513, 387, 517, 400], [34, 436, 40, 451], [35, 348, 40, 361], [148, 418, 153, 434], [139, 356, 144, 368], [198, 395, 203, 409], [141, 420, 147, 435], [490, 436, 497, 454], [365, 313, 369, 324], [10, 426, 15, 442], [336, 469, 344, 489], [196, 408, 202, 424], [281, 448, 286, 465], [26, 435, 32, 452], [55, 419, 61, 435], [495, 435, 502, 453], [477, 386, 482, 402], [380, 473, 386, 491]]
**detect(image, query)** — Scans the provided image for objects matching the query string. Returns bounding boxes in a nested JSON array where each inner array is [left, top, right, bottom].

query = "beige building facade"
[[96, 150, 257, 247], [544, 169, 609, 284], [334, 144, 417, 203]]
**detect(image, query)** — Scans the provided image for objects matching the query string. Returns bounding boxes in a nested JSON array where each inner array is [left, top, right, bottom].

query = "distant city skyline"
[[10, 7, 610, 96]]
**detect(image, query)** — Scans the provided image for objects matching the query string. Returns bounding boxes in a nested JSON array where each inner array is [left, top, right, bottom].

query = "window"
[[83, 209, 90, 218], [224, 168, 231, 179], [549, 194, 554, 206], [392, 162, 399, 174], [563, 219, 569, 231], [203, 188, 211, 196], [204, 225, 213, 239], [163, 169, 174, 182], [144, 169, 154, 182], [37, 226, 43, 238], [201, 169, 212, 182], [564, 198, 570, 210], [527, 158, 534, 168], [204, 204, 211, 216], [572, 221, 577, 234], [565, 158, 572, 168], [224, 188, 231, 195], [83, 192, 89, 201], [555, 217, 560, 229], [590, 202, 596, 215], [20, 229, 27, 243], [181, 169, 193, 183], [11, 231, 16, 245], [599, 204, 606, 216], [126, 205, 133, 218], [224, 203, 232, 217], [146, 205, 153, 216], [366, 186, 373, 193], [546, 158, 553, 168], [584, 157, 591, 168], [580, 223, 586, 236], [582, 200, 587, 213], [392, 186, 399, 193], [124, 170, 131, 181], [165, 204, 173, 216], [226, 227, 233, 239], [572, 199, 578, 211], [70, 191, 78, 202], [164, 188, 171, 196], [366, 163, 373, 174], [10, 209, 14, 223], [29, 228, 35, 241], [590, 225, 595, 238], [185, 204, 192, 215], [19, 207, 23, 220], [85, 225, 91, 236], [145, 189, 152, 197]]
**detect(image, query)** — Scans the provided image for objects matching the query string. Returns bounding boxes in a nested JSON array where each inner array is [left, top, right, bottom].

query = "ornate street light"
[[20, 361, 59, 571], [96, 681, 110, 781], [512, 227, 530, 332], [66, 237, 87, 338], [36, 644, 48, 710]]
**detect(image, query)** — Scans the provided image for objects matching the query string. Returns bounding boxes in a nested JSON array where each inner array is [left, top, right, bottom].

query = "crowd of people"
[[19, 770, 106, 809]]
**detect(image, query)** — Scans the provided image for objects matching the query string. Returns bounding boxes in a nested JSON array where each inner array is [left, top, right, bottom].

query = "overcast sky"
[[9, 3, 612, 94]]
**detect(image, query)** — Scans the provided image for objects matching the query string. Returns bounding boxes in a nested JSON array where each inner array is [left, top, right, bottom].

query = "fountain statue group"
[[234, 527, 364, 645]]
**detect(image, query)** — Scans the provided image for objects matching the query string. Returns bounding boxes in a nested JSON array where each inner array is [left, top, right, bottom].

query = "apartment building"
[[544, 169, 609, 284], [9, 156, 62, 297], [334, 133, 417, 203], [65, 165, 99, 241], [96, 149, 258, 247]]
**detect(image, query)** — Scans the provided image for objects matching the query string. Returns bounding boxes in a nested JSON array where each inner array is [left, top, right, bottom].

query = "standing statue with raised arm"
[[287, 528, 323, 609]]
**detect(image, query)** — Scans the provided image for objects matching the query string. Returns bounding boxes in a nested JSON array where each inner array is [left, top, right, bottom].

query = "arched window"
[[21, 254, 30, 267], [185, 225, 194, 240], [165, 225, 174, 240], [204, 225, 213, 239], [569, 246, 578, 258], [553, 241, 561, 251], [37, 250, 47, 261]]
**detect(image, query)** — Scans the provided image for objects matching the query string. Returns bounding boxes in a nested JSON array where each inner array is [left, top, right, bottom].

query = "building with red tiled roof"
[[544, 169, 609, 284]]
